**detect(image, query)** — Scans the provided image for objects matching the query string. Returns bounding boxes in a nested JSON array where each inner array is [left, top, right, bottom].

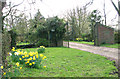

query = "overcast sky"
[[4, 0, 118, 26]]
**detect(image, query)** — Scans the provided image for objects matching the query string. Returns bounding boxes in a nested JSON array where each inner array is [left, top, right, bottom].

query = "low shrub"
[[114, 32, 120, 43], [9, 47, 47, 68], [35, 39, 50, 47], [76, 38, 83, 41], [0, 62, 22, 77], [37, 46, 45, 53]]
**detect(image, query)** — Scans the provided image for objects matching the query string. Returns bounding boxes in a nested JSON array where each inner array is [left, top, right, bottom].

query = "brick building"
[[94, 23, 114, 46]]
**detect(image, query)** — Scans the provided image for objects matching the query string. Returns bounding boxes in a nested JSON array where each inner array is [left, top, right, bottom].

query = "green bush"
[[37, 46, 45, 53], [8, 29, 17, 48], [9, 47, 47, 68], [35, 39, 50, 47], [76, 38, 83, 41]]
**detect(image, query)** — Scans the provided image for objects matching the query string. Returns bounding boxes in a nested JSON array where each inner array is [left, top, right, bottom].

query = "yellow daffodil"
[[14, 52, 19, 55], [16, 62, 19, 67], [44, 56, 46, 59], [34, 51, 38, 54], [27, 58, 30, 61], [43, 66, 46, 68], [29, 53, 33, 56], [17, 51, 21, 55], [20, 51, 23, 55], [42, 56, 46, 60], [33, 56, 36, 60], [1, 66, 3, 69], [20, 67, 22, 69], [19, 58, 22, 60], [12, 47, 15, 49], [26, 55, 29, 57], [30, 57, 32, 60], [32, 62, 35, 64], [25, 55, 27, 57], [12, 47, 15, 51], [24, 51, 27, 55], [40, 46, 45, 48], [36, 55, 38, 58], [76, 38, 79, 40], [25, 62, 27, 64], [27, 61, 30, 63], [29, 63, 32, 66], [25, 61, 29, 64], [3, 72, 6, 75], [22, 56, 25, 58], [24, 59, 27, 61], [39, 54, 43, 57]]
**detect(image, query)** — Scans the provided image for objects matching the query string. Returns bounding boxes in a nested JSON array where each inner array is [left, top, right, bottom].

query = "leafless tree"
[[103, 0, 107, 25], [111, 0, 120, 16]]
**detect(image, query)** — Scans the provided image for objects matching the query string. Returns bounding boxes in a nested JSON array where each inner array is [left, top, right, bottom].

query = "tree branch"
[[2, 0, 24, 20], [111, 0, 120, 16]]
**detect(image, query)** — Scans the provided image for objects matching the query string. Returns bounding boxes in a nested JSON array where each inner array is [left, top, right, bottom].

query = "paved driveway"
[[63, 41, 119, 67]]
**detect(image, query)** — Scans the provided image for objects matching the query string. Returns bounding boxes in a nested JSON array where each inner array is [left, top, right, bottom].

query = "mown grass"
[[16, 42, 30, 46], [100, 43, 119, 48], [9, 47, 118, 77], [69, 41, 94, 45]]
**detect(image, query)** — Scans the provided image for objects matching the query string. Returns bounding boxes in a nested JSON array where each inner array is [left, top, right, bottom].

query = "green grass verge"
[[16, 42, 30, 46], [10, 47, 118, 77], [68, 41, 94, 45], [66, 41, 119, 48], [100, 44, 119, 48]]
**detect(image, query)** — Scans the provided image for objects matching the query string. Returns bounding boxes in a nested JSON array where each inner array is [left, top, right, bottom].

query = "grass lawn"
[[16, 42, 30, 46], [9, 47, 118, 77], [68, 41, 94, 45], [66, 41, 119, 48], [100, 44, 119, 48]]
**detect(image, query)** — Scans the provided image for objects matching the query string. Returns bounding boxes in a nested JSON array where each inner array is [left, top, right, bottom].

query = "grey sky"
[[4, 0, 118, 26]]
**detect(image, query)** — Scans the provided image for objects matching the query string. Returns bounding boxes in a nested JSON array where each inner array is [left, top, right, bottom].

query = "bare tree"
[[0, 1, 6, 77], [103, 0, 107, 25], [111, 0, 120, 16], [65, 6, 91, 40]]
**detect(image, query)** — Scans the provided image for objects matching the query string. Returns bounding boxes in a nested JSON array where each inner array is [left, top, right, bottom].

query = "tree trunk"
[[0, 1, 6, 77], [0, 2, 3, 75]]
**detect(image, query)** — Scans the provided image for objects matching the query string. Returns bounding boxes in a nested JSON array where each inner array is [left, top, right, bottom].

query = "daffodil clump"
[[76, 38, 83, 41], [0, 63, 22, 77], [9, 47, 47, 68], [37, 46, 46, 53]]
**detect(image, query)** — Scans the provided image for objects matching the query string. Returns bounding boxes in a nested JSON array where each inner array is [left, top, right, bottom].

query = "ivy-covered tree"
[[46, 16, 66, 46], [27, 10, 46, 43], [89, 10, 102, 40]]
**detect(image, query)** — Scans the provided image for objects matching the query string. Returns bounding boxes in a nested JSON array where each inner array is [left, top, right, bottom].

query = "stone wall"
[[95, 23, 114, 46]]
